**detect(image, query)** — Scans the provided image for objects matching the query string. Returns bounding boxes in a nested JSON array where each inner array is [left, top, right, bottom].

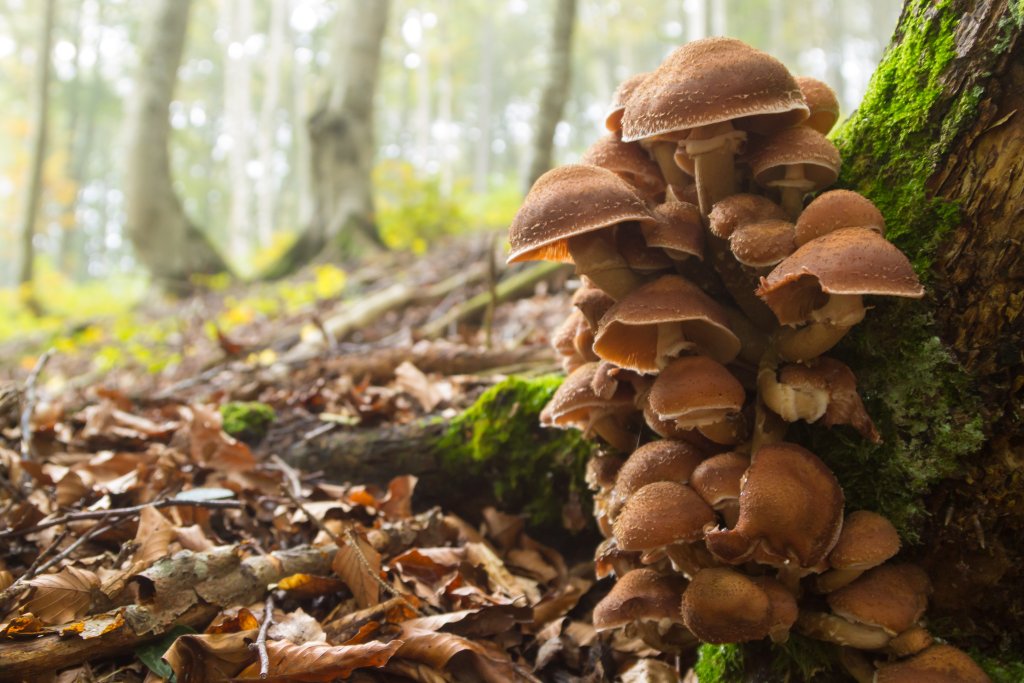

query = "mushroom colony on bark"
[[508, 37, 991, 682]]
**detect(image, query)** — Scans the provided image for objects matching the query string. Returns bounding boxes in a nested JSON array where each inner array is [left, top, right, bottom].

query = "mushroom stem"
[[686, 121, 747, 216], [751, 399, 788, 453], [655, 322, 690, 369], [649, 140, 691, 188], [837, 647, 876, 683], [707, 234, 779, 330], [772, 164, 815, 219], [796, 611, 892, 650], [815, 567, 867, 593], [567, 231, 644, 300], [664, 542, 714, 579], [757, 349, 828, 421], [589, 415, 637, 453], [776, 294, 866, 362]]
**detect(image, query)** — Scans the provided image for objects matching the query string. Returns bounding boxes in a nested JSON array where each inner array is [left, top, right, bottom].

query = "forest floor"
[[0, 234, 689, 682]]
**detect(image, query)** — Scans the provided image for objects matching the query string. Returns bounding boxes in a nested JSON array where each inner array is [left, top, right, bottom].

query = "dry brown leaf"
[[276, 573, 346, 599], [464, 542, 535, 604], [132, 506, 176, 569], [23, 566, 100, 624], [175, 524, 216, 552], [332, 535, 381, 609], [207, 607, 261, 634], [379, 475, 418, 520], [268, 607, 327, 645], [397, 625, 522, 683], [394, 361, 448, 411], [164, 629, 257, 683], [185, 404, 257, 471], [55, 470, 91, 508], [233, 638, 403, 682]]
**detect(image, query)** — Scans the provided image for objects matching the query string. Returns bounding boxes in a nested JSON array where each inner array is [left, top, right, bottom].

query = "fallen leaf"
[[379, 475, 417, 520], [333, 534, 382, 609], [394, 361, 447, 411], [23, 566, 99, 624], [233, 638, 403, 682], [397, 625, 522, 683], [207, 607, 261, 634], [276, 573, 346, 599], [132, 506, 176, 570], [164, 629, 257, 683], [267, 607, 326, 645]]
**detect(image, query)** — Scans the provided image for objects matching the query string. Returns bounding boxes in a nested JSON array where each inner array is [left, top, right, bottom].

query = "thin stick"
[[482, 233, 500, 349], [255, 595, 273, 678], [0, 498, 243, 541], [20, 347, 54, 462]]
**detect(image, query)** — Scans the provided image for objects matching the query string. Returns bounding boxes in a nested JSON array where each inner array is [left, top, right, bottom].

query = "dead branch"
[[20, 347, 53, 462]]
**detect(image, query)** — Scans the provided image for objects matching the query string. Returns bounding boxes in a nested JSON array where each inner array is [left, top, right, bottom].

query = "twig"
[[482, 233, 500, 349], [268, 454, 303, 500], [20, 347, 54, 462], [254, 595, 273, 678], [0, 498, 244, 541]]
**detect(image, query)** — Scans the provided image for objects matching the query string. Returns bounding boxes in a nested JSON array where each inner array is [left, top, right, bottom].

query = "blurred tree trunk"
[[224, 0, 255, 263], [523, 0, 577, 191], [266, 0, 390, 278], [123, 0, 230, 295], [256, 0, 288, 247], [15, 0, 56, 315], [473, 10, 494, 193]]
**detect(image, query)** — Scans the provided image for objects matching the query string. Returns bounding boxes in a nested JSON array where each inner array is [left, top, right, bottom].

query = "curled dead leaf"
[[233, 638, 403, 682], [23, 566, 99, 625], [164, 628, 258, 683], [332, 534, 382, 609]]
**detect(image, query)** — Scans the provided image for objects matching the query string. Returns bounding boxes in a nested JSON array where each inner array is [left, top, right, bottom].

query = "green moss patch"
[[694, 644, 746, 683], [220, 401, 277, 443], [437, 375, 593, 529]]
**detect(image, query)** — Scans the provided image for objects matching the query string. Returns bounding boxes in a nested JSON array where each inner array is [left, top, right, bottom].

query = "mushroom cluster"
[[508, 37, 990, 682]]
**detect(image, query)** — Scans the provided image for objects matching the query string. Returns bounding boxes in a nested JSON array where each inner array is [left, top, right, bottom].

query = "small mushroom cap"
[[795, 76, 840, 135], [613, 440, 707, 501], [690, 451, 750, 508], [747, 126, 841, 192], [794, 189, 886, 246], [750, 575, 799, 642], [680, 567, 774, 643], [776, 357, 879, 442], [594, 275, 742, 371], [586, 452, 626, 491], [647, 356, 746, 427], [827, 564, 931, 636], [730, 219, 796, 268], [613, 481, 715, 551], [617, 223, 674, 273], [621, 37, 807, 142], [606, 72, 650, 135], [540, 362, 635, 429], [874, 644, 991, 683], [572, 284, 616, 330], [708, 194, 789, 240], [643, 200, 705, 260], [827, 510, 901, 572], [705, 442, 843, 569], [581, 135, 666, 201], [592, 567, 687, 631], [508, 164, 655, 264], [757, 227, 925, 325]]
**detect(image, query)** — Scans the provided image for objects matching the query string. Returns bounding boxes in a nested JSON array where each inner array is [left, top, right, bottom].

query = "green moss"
[[767, 635, 839, 682], [792, 302, 984, 541], [832, 0, 974, 274], [694, 644, 745, 683], [220, 401, 276, 443], [975, 651, 1024, 683], [437, 375, 592, 528]]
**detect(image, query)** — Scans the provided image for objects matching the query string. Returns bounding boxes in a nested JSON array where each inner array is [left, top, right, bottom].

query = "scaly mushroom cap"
[[606, 72, 650, 135], [621, 37, 807, 141], [747, 126, 841, 192], [708, 193, 789, 239], [594, 275, 741, 371], [617, 223, 674, 273], [827, 564, 931, 636], [680, 567, 775, 643], [774, 357, 879, 442], [613, 481, 715, 551], [612, 440, 707, 509], [690, 451, 750, 510], [508, 164, 655, 263], [592, 567, 687, 631], [874, 644, 991, 683], [828, 510, 901, 573], [572, 283, 616, 330], [586, 452, 625, 491], [581, 135, 666, 201], [540, 362, 634, 429], [795, 76, 840, 135], [705, 442, 843, 570], [643, 200, 705, 260], [730, 219, 796, 268], [647, 356, 746, 427], [750, 575, 799, 643], [794, 189, 886, 246], [757, 227, 924, 325]]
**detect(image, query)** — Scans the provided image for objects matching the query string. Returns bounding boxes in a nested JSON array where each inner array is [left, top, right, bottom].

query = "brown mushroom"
[[572, 283, 616, 331], [621, 37, 807, 215], [689, 451, 750, 529], [581, 134, 666, 201], [680, 567, 778, 643], [874, 644, 991, 683], [643, 199, 705, 262], [794, 189, 886, 246], [593, 567, 687, 630], [605, 72, 649, 138], [747, 126, 841, 218], [827, 563, 932, 639], [816, 510, 901, 593], [729, 219, 797, 269], [540, 362, 638, 451], [647, 356, 747, 435], [613, 481, 715, 555], [708, 193, 790, 240], [609, 440, 707, 518], [594, 275, 741, 372], [552, 309, 598, 373], [750, 575, 800, 643], [795, 76, 840, 135]]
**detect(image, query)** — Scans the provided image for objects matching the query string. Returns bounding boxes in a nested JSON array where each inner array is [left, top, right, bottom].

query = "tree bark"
[[223, 0, 255, 263], [523, 0, 577, 191], [123, 0, 230, 295], [15, 0, 56, 315], [267, 0, 391, 278], [256, 0, 289, 247]]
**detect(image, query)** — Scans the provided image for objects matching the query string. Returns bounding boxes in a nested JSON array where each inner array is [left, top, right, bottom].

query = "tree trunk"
[[523, 0, 577, 191], [266, 0, 390, 278], [223, 0, 255, 263], [15, 0, 56, 315], [123, 0, 230, 295], [256, 0, 288, 247]]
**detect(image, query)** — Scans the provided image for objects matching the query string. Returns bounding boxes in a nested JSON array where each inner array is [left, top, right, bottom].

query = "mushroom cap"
[[874, 644, 991, 683], [621, 37, 807, 142], [750, 575, 799, 641], [747, 126, 841, 192], [776, 357, 880, 442], [690, 451, 750, 509], [730, 219, 796, 268], [617, 223, 674, 273], [606, 72, 650, 134], [572, 284, 616, 330], [613, 440, 707, 501], [507, 164, 655, 264], [647, 356, 746, 427], [827, 510, 901, 572], [586, 452, 625, 491], [795, 76, 840, 135], [592, 567, 687, 631], [613, 481, 716, 551], [757, 227, 925, 325], [540, 362, 635, 429], [594, 275, 741, 371], [581, 135, 666, 201], [708, 194, 789, 240], [795, 189, 886, 247], [643, 200, 705, 260], [680, 567, 774, 643], [705, 442, 843, 569], [827, 564, 931, 636]]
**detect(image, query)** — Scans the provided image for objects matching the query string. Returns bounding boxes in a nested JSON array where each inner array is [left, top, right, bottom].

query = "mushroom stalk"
[[815, 566, 868, 593], [588, 414, 637, 453], [775, 294, 866, 362], [771, 164, 816, 218], [686, 121, 747, 216], [567, 231, 643, 300], [648, 140, 691, 189], [796, 611, 892, 650]]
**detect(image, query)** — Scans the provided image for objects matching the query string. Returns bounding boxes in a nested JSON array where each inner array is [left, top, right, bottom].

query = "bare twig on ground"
[[254, 595, 274, 678]]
